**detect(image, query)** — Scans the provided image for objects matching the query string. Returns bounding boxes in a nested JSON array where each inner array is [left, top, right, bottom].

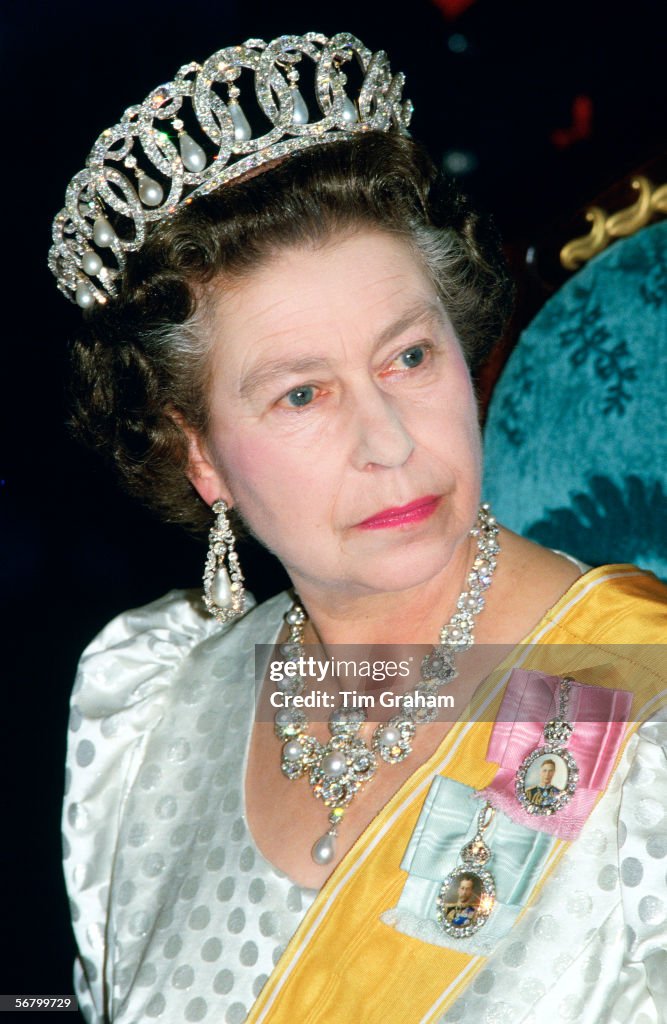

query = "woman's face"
[[189, 229, 482, 600]]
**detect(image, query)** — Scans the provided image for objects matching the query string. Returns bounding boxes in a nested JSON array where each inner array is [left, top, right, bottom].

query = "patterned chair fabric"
[[482, 219, 667, 580]]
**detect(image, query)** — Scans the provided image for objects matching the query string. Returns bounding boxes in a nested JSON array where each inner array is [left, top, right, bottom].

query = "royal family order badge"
[[515, 676, 580, 816], [436, 803, 497, 938]]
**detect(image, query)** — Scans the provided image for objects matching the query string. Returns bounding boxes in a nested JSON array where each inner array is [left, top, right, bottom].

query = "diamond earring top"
[[49, 32, 413, 309]]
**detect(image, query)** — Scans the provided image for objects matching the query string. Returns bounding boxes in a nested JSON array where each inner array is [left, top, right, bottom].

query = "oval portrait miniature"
[[515, 748, 579, 816], [436, 867, 496, 938]]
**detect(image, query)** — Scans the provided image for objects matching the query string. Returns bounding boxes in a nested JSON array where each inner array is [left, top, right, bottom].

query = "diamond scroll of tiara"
[[49, 32, 413, 309]]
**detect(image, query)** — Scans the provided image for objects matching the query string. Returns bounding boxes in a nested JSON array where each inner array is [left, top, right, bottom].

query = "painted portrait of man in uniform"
[[524, 755, 567, 808]]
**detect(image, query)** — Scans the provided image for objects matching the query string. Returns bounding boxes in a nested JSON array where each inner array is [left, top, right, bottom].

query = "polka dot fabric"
[[439, 715, 667, 1023], [64, 590, 315, 1023]]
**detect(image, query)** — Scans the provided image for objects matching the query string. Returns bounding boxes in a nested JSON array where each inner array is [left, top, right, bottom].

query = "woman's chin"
[[293, 535, 461, 601]]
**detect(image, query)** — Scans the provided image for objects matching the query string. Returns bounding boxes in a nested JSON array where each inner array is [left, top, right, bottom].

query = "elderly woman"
[[53, 33, 667, 1024]]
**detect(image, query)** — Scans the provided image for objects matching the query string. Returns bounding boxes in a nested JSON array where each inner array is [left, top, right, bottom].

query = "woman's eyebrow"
[[372, 300, 446, 352], [238, 300, 446, 398], [239, 356, 331, 398]]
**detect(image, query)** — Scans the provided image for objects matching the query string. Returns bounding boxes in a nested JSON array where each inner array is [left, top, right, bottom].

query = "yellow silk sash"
[[247, 566, 667, 1024]]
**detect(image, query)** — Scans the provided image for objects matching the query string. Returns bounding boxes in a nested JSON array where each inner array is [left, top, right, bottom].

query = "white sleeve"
[[62, 590, 230, 1023]]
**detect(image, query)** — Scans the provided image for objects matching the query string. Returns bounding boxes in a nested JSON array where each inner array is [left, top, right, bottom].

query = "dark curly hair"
[[69, 132, 514, 533]]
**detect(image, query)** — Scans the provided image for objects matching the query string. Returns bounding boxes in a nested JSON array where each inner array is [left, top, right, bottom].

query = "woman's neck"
[[289, 532, 478, 646]]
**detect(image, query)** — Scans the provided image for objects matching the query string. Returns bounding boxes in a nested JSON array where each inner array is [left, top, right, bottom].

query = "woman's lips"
[[356, 495, 440, 530]]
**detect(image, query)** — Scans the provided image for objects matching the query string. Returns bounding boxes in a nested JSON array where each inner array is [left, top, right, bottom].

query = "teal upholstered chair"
[[483, 218, 667, 580]]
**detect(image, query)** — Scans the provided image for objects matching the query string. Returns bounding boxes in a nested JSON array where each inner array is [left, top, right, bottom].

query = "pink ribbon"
[[480, 670, 632, 838]]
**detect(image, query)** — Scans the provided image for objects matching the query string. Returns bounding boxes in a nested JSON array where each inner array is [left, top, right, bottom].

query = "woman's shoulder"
[[547, 561, 667, 640], [532, 561, 667, 733], [66, 586, 292, 814], [72, 587, 291, 718], [496, 529, 666, 644]]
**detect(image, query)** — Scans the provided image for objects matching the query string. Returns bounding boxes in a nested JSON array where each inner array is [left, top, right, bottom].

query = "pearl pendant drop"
[[341, 96, 359, 123], [291, 87, 309, 124], [229, 101, 252, 142], [312, 832, 336, 865], [75, 283, 95, 309], [92, 216, 116, 247], [212, 565, 232, 608], [138, 174, 164, 207], [81, 251, 103, 276], [179, 133, 207, 172]]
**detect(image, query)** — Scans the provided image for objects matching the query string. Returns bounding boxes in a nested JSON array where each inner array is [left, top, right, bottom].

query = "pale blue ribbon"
[[382, 776, 556, 955]]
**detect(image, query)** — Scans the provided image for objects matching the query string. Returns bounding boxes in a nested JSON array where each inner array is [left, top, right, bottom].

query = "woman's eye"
[[401, 345, 426, 368], [282, 385, 316, 408], [388, 344, 428, 371]]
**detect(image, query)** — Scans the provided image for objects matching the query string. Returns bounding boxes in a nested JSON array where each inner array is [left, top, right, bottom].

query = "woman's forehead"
[[206, 230, 446, 359]]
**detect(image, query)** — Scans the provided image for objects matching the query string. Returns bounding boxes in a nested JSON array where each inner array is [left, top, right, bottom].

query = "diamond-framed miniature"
[[515, 746, 579, 816], [436, 867, 496, 938]]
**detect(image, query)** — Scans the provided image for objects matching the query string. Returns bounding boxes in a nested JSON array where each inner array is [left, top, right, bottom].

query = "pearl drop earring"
[[203, 500, 246, 622]]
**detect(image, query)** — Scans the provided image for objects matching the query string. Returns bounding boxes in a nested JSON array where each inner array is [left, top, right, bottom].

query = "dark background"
[[2, 0, 665, 1011]]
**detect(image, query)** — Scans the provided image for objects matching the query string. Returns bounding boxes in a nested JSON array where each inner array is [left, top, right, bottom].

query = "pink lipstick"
[[357, 495, 440, 530]]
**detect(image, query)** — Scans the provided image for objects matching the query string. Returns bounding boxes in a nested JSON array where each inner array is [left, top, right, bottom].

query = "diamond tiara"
[[49, 31, 413, 309]]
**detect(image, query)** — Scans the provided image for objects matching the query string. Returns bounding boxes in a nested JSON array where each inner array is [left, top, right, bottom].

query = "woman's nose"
[[349, 384, 415, 470]]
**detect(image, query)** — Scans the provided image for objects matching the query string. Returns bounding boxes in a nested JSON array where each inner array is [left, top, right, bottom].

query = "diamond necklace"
[[272, 503, 500, 865]]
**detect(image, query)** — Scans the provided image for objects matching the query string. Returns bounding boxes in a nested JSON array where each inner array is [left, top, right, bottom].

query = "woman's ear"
[[175, 416, 233, 509]]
